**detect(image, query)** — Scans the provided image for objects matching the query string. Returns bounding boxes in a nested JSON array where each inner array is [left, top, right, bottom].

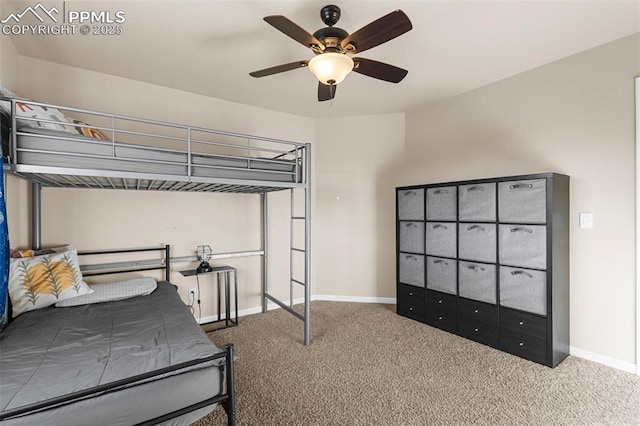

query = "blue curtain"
[[0, 153, 8, 328]]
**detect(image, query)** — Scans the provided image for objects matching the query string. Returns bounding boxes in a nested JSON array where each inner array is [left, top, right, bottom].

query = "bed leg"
[[223, 344, 236, 426]]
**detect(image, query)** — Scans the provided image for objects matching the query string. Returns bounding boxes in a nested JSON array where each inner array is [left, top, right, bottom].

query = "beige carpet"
[[194, 301, 640, 426]]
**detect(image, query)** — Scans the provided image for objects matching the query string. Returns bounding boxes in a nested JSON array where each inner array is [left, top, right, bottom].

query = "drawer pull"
[[511, 270, 534, 278], [409, 307, 414, 311], [438, 300, 443, 304], [519, 342, 524, 347], [438, 316, 443, 320], [467, 264, 486, 272], [433, 189, 449, 195], [467, 225, 485, 232], [433, 259, 449, 266], [510, 226, 533, 233], [466, 185, 486, 192], [474, 328, 479, 332], [509, 183, 534, 190], [518, 321, 524, 325], [474, 309, 479, 314], [433, 224, 448, 230], [409, 292, 413, 296]]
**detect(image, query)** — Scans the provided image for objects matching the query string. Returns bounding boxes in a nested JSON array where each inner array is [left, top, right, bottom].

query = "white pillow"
[[55, 277, 157, 307]]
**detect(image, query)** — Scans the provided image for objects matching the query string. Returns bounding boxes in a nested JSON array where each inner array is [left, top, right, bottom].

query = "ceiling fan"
[[249, 4, 413, 102]]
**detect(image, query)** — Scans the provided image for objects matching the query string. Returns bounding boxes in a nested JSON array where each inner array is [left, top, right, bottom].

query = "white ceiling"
[[2, 0, 639, 118]]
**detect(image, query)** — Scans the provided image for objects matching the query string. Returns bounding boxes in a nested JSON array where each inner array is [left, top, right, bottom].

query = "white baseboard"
[[570, 346, 637, 373], [313, 294, 396, 304]]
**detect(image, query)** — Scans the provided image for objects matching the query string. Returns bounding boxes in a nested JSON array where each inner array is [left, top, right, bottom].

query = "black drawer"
[[500, 328, 547, 365], [426, 289, 457, 313], [459, 298, 497, 324], [499, 307, 546, 340], [459, 317, 498, 347], [425, 308, 457, 334], [397, 284, 425, 322]]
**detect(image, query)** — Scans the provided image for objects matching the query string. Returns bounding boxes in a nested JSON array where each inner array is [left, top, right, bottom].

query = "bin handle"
[[433, 259, 449, 266], [510, 227, 533, 233], [403, 190, 417, 197], [405, 254, 418, 261], [467, 225, 485, 232], [433, 189, 449, 195], [466, 185, 486, 192], [511, 270, 533, 278], [467, 264, 486, 272], [404, 222, 417, 228], [509, 183, 533, 190], [433, 224, 448, 230]]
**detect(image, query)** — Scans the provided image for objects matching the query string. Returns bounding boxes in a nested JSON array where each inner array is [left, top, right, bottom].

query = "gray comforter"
[[0, 282, 224, 425]]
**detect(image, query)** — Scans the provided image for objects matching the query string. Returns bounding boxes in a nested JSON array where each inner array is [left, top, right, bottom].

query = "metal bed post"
[[304, 143, 311, 346], [262, 192, 268, 313], [31, 182, 41, 250]]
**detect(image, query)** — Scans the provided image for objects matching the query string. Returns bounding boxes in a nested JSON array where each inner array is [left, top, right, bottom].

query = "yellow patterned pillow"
[[9, 248, 93, 317]]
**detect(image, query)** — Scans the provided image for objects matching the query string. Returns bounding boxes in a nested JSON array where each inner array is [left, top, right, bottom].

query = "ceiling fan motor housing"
[[312, 26, 349, 50]]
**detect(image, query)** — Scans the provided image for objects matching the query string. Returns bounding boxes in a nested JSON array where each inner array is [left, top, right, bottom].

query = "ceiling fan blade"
[[318, 82, 337, 102], [249, 60, 309, 78], [264, 15, 325, 50], [341, 10, 412, 54], [352, 58, 408, 83]]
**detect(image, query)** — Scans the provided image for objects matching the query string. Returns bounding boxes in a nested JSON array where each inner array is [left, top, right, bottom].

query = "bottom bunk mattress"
[[0, 282, 224, 425]]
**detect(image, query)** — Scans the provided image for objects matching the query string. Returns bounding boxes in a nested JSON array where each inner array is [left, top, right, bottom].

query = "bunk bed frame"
[[1, 97, 312, 345]]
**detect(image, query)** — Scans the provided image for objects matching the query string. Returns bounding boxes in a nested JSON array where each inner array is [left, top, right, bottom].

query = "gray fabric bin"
[[398, 189, 425, 220], [499, 224, 547, 269], [500, 266, 547, 315], [426, 186, 457, 221], [458, 223, 496, 263], [425, 222, 457, 258], [426, 257, 457, 295], [399, 253, 425, 287], [498, 179, 546, 223], [399, 221, 425, 254], [459, 261, 496, 304], [459, 182, 496, 221]]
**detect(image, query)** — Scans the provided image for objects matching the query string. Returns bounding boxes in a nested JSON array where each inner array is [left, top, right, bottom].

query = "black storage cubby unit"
[[396, 173, 569, 367]]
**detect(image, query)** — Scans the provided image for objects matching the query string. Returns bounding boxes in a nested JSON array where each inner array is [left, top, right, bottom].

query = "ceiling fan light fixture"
[[308, 52, 354, 85]]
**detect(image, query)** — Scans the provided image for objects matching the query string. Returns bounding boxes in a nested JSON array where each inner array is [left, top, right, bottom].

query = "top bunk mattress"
[[0, 282, 223, 425], [14, 129, 301, 184]]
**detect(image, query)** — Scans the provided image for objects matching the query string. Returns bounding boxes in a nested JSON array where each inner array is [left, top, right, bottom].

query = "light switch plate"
[[579, 212, 593, 229]]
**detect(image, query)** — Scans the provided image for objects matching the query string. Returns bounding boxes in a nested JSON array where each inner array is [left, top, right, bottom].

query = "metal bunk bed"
[[1, 97, 312, 345]]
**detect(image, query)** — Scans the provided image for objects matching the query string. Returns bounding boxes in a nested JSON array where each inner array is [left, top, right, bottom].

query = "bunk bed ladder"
[[262, 144, 311, 345]]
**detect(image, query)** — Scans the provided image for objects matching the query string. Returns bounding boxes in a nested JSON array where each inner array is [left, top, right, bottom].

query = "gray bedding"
[[0, 282, 224, 425], [15, 129, 300, 183]]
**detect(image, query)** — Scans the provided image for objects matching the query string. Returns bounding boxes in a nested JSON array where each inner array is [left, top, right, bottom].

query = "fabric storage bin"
[[398, 188, 424, 220], [458, 223, 496, 263], [425, 222, 457, 258], [459, 182, 496, 221], [498, 179, 546, 223], [426, 186, 457, 221], [500, 266, 547, 316], [499, 224, 546, 269], [399, 221, 425, 254], [426, 256, 457, 295], [458, 261, 496, 304], [399, 253, 425, 287]]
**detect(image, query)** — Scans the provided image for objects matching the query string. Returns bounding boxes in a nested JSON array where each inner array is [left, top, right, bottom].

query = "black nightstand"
[[180, 265, 238, 332]]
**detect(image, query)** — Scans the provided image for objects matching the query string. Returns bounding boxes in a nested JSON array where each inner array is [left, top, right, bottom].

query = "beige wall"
[[401, 33, 640, 364], [4, 55, 315, 318], [315, 114, 405, 298]]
